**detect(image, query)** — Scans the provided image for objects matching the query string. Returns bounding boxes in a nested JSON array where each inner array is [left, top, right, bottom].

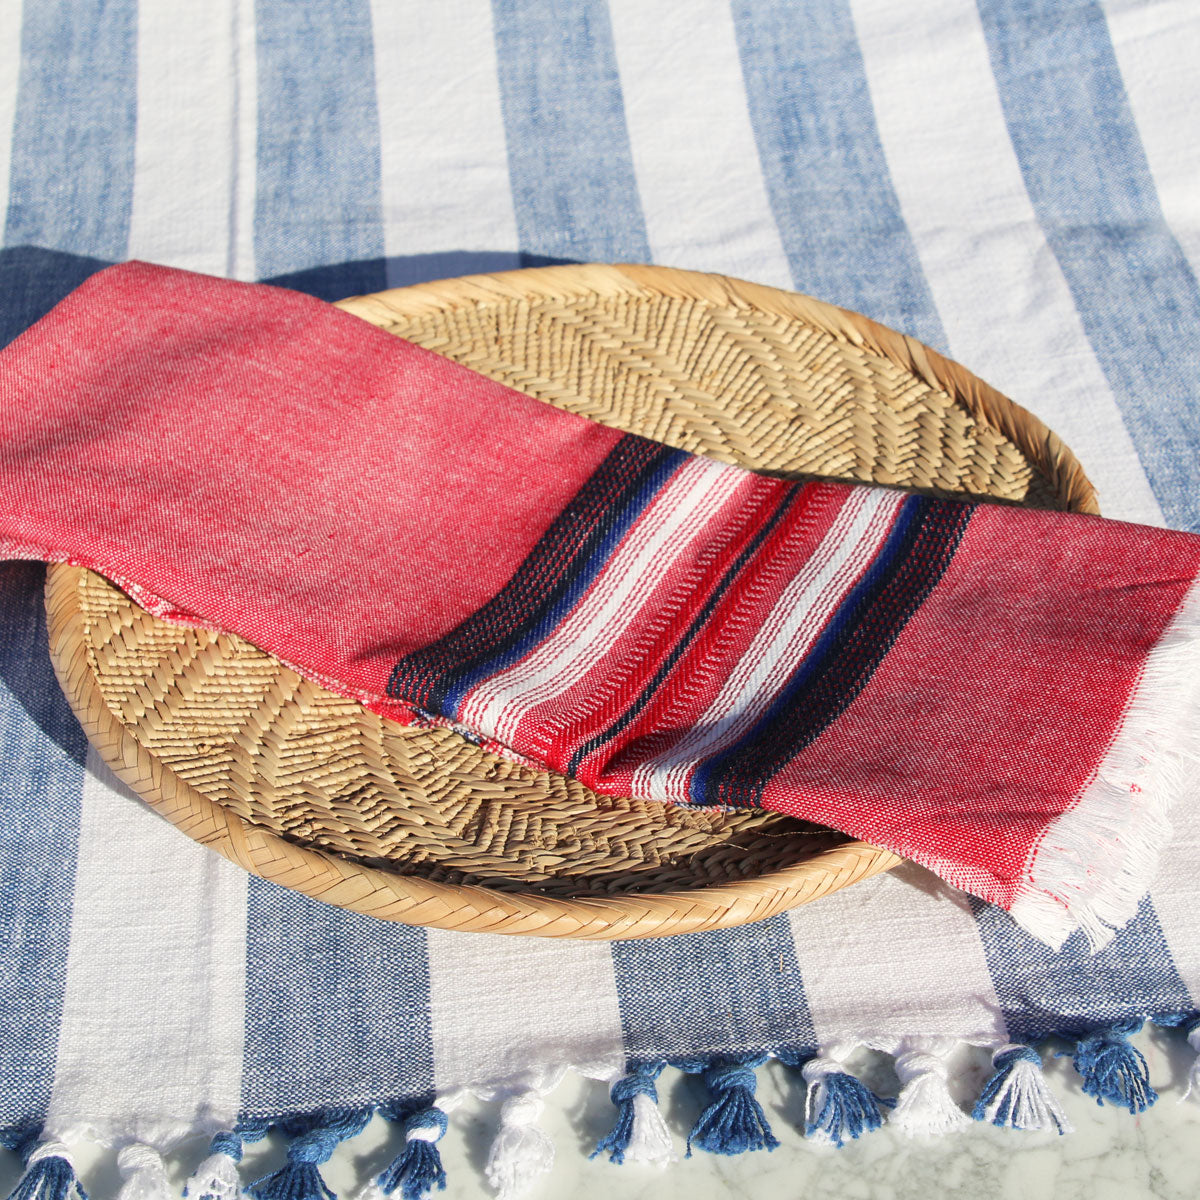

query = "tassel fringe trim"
[[4, 1018, 1195, 1200]]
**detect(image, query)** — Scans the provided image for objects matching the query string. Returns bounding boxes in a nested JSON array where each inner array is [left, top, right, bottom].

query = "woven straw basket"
[[45, 264, 1097, 939]]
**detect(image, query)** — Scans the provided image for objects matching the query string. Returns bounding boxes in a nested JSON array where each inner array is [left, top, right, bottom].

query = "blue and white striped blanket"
[[2, 2, 1200, 1198]]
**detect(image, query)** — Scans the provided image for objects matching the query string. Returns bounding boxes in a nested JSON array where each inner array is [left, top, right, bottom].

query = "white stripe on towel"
[[128, 0, 238, 276], [608, 0, 792, 288], [425, 930, 624, 1089], [230, 0, 258, 281], [369, 0, 520, 279], [789, 862, 1006, 1045], [464, 454, 745, 745], [44, 748, 246, 1145], [634, 486, 902, 804]]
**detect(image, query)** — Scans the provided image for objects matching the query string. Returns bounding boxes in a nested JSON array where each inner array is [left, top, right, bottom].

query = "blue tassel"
[[684, 1057, 779, 1157], [590, 1064, 666, 1165], [374, 1108, 448, 1200], [4, 1142, 87, 1200], [800, 1060, 886, 1147], [1069, 1021, 1157, 1114], [246, 1109, 372, 1200]]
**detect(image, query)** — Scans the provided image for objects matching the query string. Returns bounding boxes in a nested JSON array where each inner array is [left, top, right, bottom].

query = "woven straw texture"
[[45, 264, 1097, 938]]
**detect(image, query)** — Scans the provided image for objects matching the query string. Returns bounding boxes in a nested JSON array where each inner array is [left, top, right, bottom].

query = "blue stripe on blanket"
[[611, 917, 817, 1062], [254, 0, 387, 299], [4, 0, 136, 259], [0, 565, 89, 1136], [730, 0, 946, 351], [240, 879, 434, 1116], [972, 896, 1192, 1043], [976, 0, 1200, 532], [491, 0, 651, 262], [0, 7, 131, 1133]]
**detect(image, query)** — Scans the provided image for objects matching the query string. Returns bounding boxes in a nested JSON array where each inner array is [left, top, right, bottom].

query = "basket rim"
[[43, 262, 1092, 938], [45, 561, 903, 938]]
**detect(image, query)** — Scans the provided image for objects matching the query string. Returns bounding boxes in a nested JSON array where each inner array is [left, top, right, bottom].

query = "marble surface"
[[10, 1024, 1197, 1200]]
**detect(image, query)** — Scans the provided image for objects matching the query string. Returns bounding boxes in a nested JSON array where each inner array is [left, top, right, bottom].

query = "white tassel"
[[890, 1039, 971, 1138], [974, 1044, 1072, 1133], [485, 1090, 554, 1200], [623, 1092, 676, 1167], [1182, 1024, 1200, 1103], [593, 1066, 676, 1168], [116, 1144, 173, 1200], [184, 1150, 244, 1200], [22, 1139, 80, 1172]]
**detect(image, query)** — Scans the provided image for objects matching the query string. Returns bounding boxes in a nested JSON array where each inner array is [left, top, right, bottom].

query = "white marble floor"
[[20, 1021, 1200, 1200]]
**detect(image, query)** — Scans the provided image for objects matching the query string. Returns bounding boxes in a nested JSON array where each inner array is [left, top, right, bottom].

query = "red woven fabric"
[[3, 261, 1198, 949]]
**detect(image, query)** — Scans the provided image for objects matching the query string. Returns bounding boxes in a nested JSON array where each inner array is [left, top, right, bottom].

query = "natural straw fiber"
[[44, 264, 1097, 938]]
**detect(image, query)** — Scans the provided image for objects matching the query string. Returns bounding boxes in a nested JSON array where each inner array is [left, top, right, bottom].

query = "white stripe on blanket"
[[369, 0, 520, 278], [426, 930, 624, 1090], [128, 0, 237, 277], [789, 862, 1005, 1045], [44, 750, 246, 1146], [608, 0, 793, 288]]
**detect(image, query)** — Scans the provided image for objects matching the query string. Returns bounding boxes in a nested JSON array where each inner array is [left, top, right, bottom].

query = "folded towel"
[[2, 261, 1198, 949]]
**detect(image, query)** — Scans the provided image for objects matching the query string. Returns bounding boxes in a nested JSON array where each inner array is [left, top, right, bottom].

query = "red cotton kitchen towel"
[[2, 262, 1198, 950]]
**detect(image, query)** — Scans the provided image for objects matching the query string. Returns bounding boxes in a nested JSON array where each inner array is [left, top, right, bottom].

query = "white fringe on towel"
[[1010, 576, 1200, 951]]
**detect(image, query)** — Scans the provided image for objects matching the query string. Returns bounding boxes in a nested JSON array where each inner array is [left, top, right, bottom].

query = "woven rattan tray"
[[45, 264, 1097, 938]]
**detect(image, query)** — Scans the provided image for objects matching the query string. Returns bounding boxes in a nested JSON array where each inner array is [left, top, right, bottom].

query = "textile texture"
[[1, 1, 1199, 1198], [3, 261, 1200, 955]]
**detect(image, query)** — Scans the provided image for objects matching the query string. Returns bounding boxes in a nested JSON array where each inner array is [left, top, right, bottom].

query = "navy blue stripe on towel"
[[254, 0, 387, 299], [240, 878, 435, 1117], [695, 496, 972, 808], [972, 895, 1192, 1044], [387, 438, 683, 714], [611, 917, 817, 1064]]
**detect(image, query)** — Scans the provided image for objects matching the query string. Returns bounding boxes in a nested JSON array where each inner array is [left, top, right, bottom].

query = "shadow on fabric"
[[262, 250, 578, 300], [0, 246, 581, 347], [0, 562, 89, 767], [0, 246, 115, 349]]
